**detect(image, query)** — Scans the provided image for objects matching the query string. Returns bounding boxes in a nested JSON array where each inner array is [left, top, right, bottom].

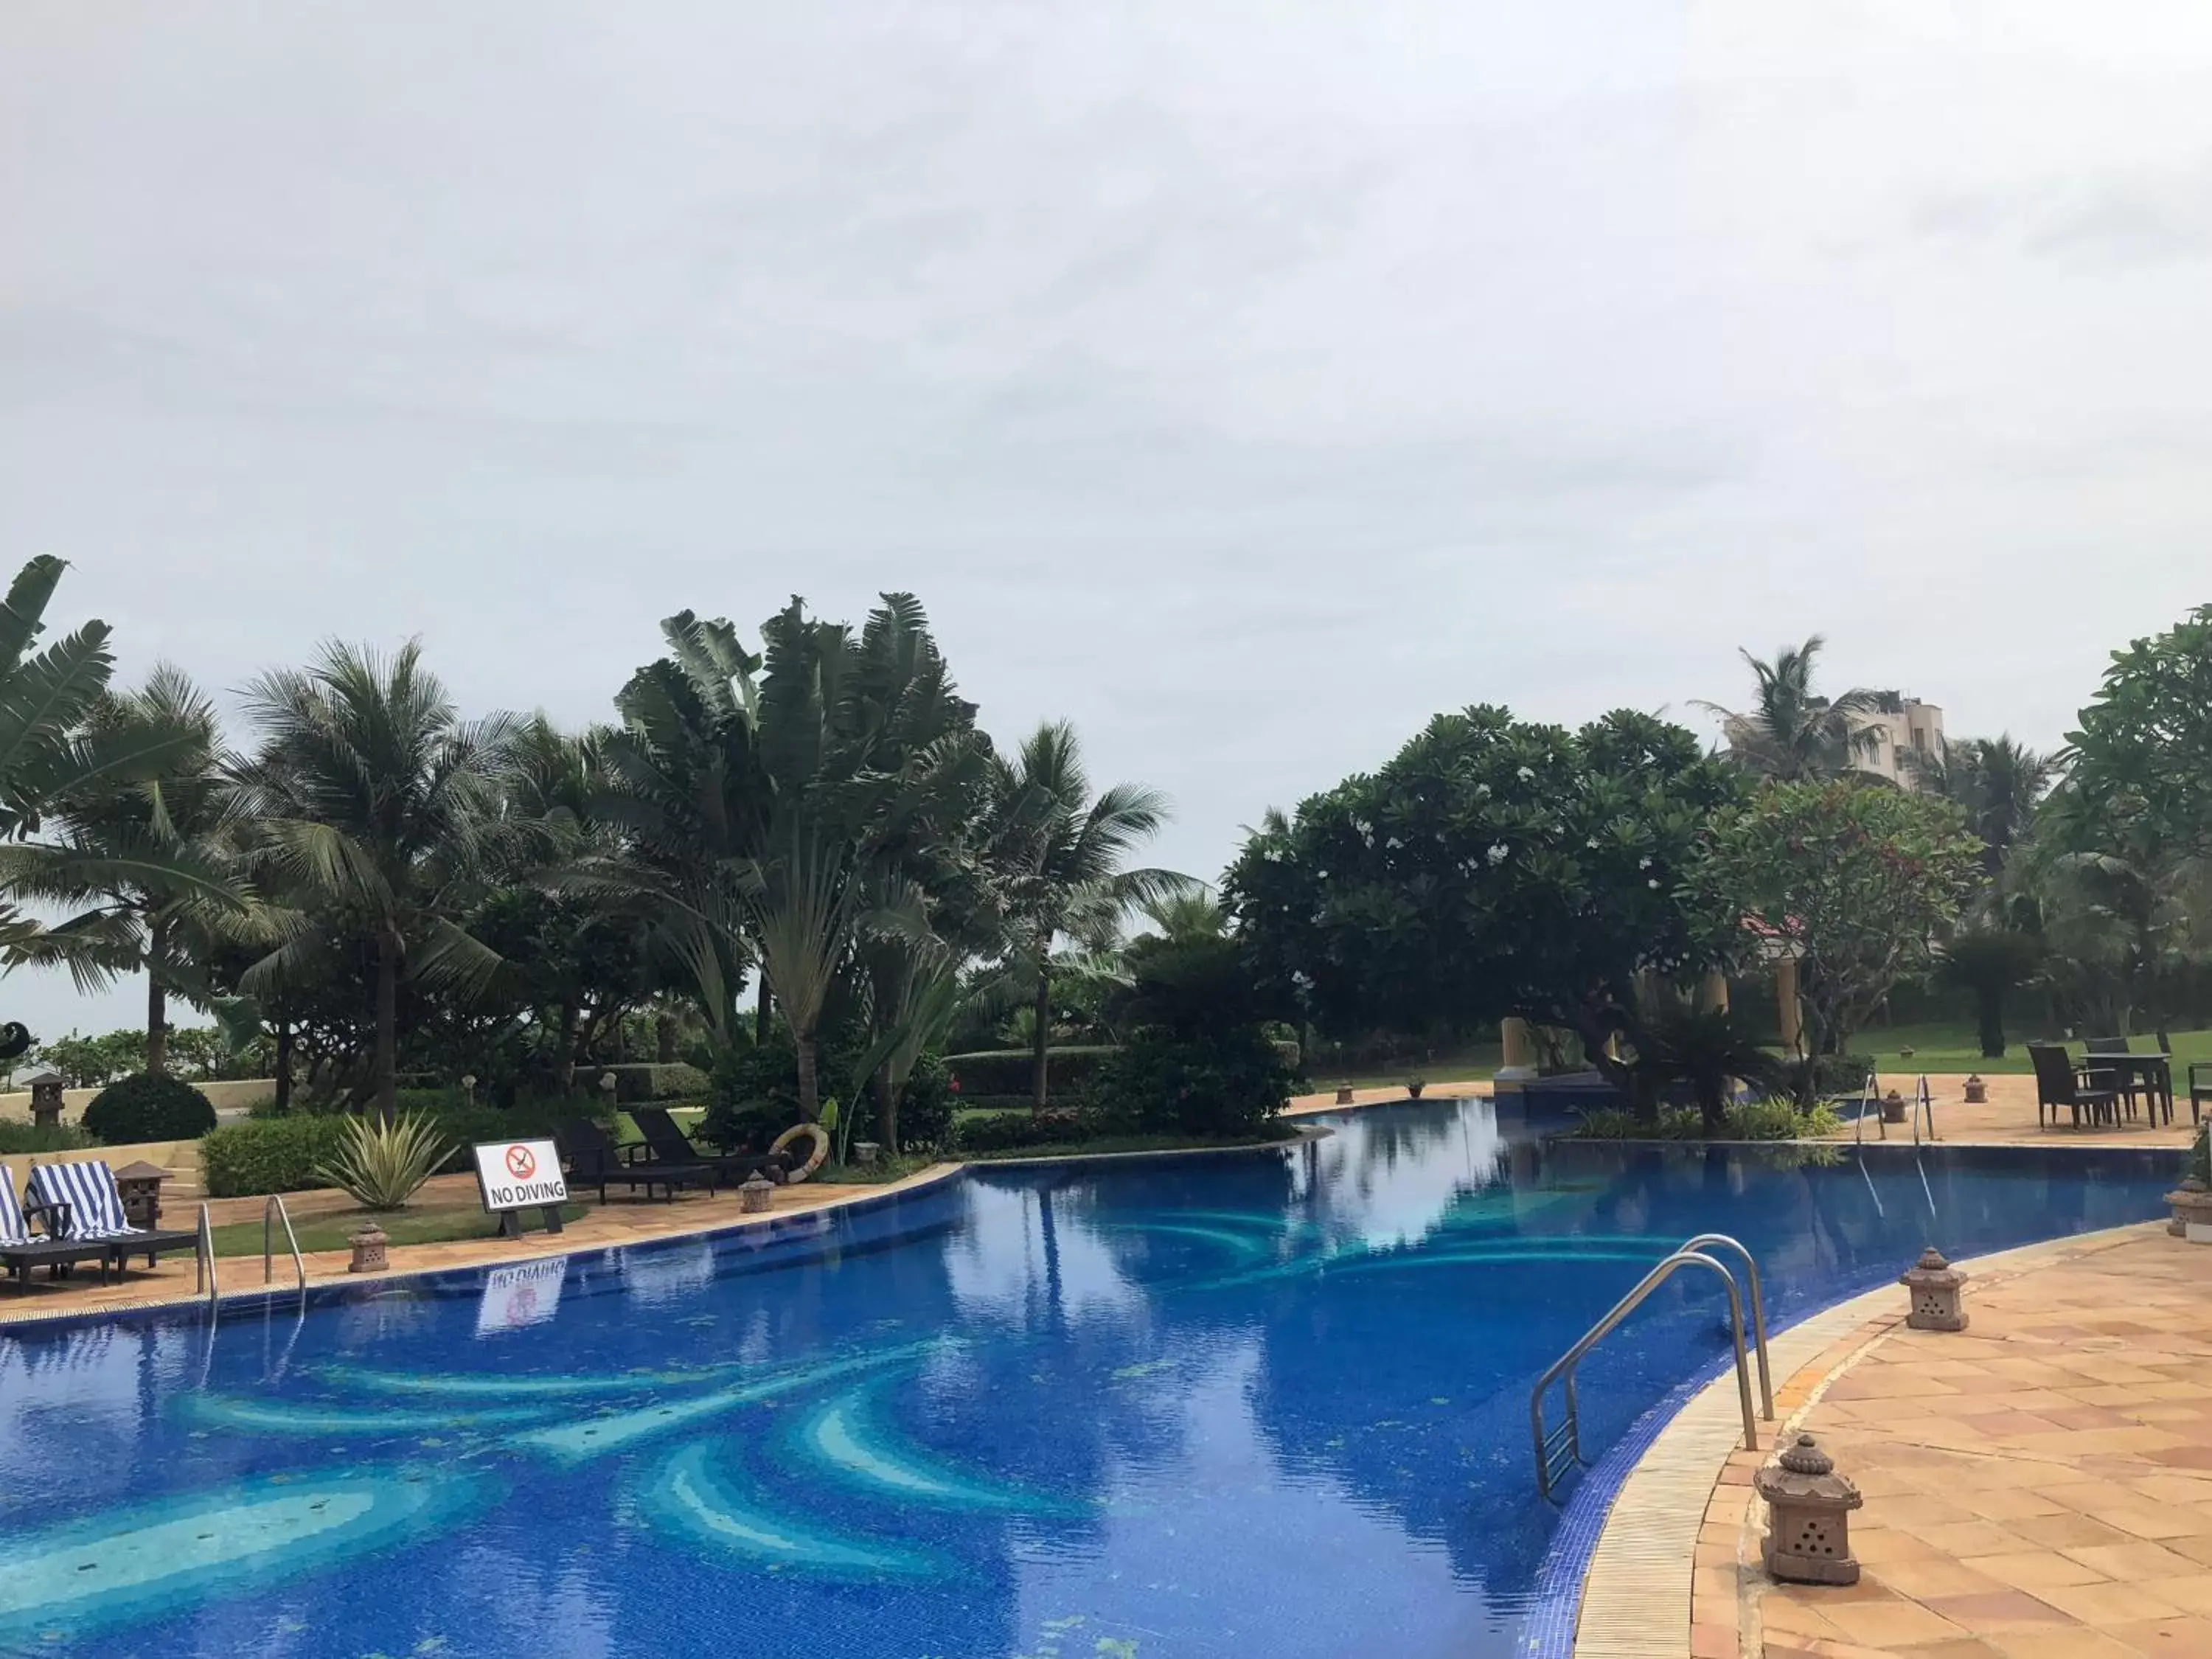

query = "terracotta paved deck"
[[1604, 1221, 2212, 1659], [0, 1164, 961, 1325], [1825, 1072, 2201, 1151]]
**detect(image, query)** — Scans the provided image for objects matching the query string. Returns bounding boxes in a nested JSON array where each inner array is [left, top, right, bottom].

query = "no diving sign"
[[472, 1138, 568, 1237]]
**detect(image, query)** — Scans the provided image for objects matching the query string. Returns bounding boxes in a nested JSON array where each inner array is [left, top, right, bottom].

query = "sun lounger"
[[630, 1106, 793, 1186], [26, 1160, 200, 1273], [555, 1118, 714, 1203], [0, 1163, 127, 1284]]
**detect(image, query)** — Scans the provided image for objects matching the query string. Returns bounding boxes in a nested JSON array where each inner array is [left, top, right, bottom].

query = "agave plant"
[[313, 1111, 453, 1210]]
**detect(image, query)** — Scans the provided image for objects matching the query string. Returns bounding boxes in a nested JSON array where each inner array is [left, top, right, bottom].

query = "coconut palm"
[[0, 665, 258, 1071], [1695, 636, 1885, 782], [984, 720, 1190, 1107], [0, 557, 204, 958], [230, 641, 520, 1120], [1907, 735, 2053, 882]]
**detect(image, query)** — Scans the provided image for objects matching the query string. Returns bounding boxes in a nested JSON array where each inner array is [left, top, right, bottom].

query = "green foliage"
[[955, 1110, 1112, 1153], [312, 1111, 452, 1209], [1807, 1052, 1879, 1099], [2192, 1124, 2210, 1187], [897, 1051, 954, 1152], [576, 1062, 710, 1104], [2065, 603, 2212, 861], [1091, 1026, 1293, 1138], [1225, 706, 1742, 1107], [80, 1071, 217, 1143], [1690, 781, 1982, 1099], [1572, 1098, 1840, 1141], [1696, 636, 1885, 782], [944, 1046, 1116, 1099], [1631, 1005, 1787, 1135], [201, 1116, 349, 1197], [35, 1028, 146, 1087], [0, 1121, 91, 1155]]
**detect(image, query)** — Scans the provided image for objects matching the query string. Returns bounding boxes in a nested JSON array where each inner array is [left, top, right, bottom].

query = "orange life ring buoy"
[[769, 1122, 831, 1183]]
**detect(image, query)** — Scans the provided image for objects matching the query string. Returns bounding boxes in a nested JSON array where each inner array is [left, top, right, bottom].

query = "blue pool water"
[[0, 1100, 2179, 1659]]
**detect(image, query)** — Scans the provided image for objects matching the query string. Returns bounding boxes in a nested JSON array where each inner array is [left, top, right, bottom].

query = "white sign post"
[[471, 1138, 570, 1239]]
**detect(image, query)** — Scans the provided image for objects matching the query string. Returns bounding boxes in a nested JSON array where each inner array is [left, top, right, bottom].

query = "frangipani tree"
[[1689, 780, 1981, 1097]]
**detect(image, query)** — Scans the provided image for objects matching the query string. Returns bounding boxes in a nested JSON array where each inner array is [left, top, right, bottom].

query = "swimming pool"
[[0, 1099, 2179, 1659]]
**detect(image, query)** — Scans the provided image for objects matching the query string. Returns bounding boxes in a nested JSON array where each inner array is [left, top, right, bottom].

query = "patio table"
[[2082, 1050, 2174, 1125]]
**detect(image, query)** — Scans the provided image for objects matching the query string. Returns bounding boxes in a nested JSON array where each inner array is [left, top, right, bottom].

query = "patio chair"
[[0, 1164, 123, 1284], [23, 1160, 198, 1273], [630, 1107, 793, 1186], [2188, 1062, 2211, 1128], [2081, 1036, 2146, 1119], [554, 1118, 714, 1203], [2027, 1043, 2118, 1130]]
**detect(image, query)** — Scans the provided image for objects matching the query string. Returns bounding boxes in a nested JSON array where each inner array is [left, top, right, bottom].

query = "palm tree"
[[0, 666, 257, 1071], [0, 557, 203, 958], [1695, 636, 1885, 782], [1908, 735, 2053, 882], [231, 641, 519, 1120], [985, 720, 1188, 1107]]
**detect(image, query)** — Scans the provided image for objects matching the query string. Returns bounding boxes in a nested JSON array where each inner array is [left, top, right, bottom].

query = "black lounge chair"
[[0, 1164, 124, 1284], [630, 1107, 792, 1186], [555, 1118, 714, 1203], [25, 1160, 200, 1274], [2028, 1043, 2118, 1130]]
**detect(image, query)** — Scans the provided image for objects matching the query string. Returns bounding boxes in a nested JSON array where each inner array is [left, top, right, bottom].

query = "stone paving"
[[1654, 1223, 2212, 1659], [0, 1164, 961, 1324], [1826, 1072, 2200, 1151]]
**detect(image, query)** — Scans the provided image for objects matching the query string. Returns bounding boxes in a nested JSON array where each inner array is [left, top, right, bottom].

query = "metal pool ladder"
[[195, 1202, 218, 1308], [1530, 1234, 1773, 1502], [264, 1194, 305, 1290], [1853, 1071, 1938, 1144]]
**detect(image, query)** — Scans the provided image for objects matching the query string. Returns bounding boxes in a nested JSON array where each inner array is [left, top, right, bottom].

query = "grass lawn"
[[1308, 1046, 1503, 1091], [1853, 1020, 2212, 1075], [207, 1200, 592, 1258]]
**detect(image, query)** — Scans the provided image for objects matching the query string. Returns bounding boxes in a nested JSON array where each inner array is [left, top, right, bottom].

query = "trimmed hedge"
[[954, 1110, 1114, 1153], [202, 1097, 612, 1197], [83, 1073, 218, 1144], [202, 1116, 348, 1197], [944, 1047, 1116, 1100]]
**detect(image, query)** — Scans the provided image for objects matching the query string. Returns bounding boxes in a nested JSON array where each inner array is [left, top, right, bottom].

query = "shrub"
[[201, 1116, 350, 1197], [0, 1121, 91, 1156], [1090, 1027, 1293, 1138], [1806, 1053, 1879, 1101], [944, 1047, 1116, 1100], [82, 1073, 218, 1144], [1570, 1098, 1841, 1142], [954, 1110, 1105, 1153], [313, 1113, 453, 1209], [897, 1053, 954, 1153]]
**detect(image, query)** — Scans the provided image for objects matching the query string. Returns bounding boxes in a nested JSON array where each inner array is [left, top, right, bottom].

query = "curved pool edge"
[[1529, 1217, 2169, 1659], [0, 1127, 1337, 1337]]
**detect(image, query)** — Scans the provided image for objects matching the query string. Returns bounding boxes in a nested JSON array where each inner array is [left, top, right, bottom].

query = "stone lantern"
[[1900, 1246, 1969, 1331], [2166, 1178, 2212, 1242], [740, 1174, 776, 1214], [1756, 1433, 1863, 1585], [1963, 1074, 1987, 1104], [1879, 1089, 1908, 1124], [111, 1161, 168, 1229], [27, 1071, 64, 1130], [348, 1222, 389, 1274]]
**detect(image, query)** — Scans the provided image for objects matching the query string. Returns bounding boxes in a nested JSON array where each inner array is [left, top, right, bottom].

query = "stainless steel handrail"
[[1530, 1247, 1763, 1501], [1851, 1068, 1881, 1144], [1679, 1233, 1773, 1419], [1911, 1074, 1937, 1145], [195, 1202, 218, 1307], [263, 1194, 305, 1290]]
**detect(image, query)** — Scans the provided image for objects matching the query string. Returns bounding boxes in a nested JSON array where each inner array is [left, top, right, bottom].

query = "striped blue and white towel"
[[27, 1160, 140, 1242], [0, 1164, 29, 1245]]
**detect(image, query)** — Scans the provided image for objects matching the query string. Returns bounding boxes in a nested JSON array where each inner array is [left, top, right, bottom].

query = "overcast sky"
[[3, 1, 2208, 1042]]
